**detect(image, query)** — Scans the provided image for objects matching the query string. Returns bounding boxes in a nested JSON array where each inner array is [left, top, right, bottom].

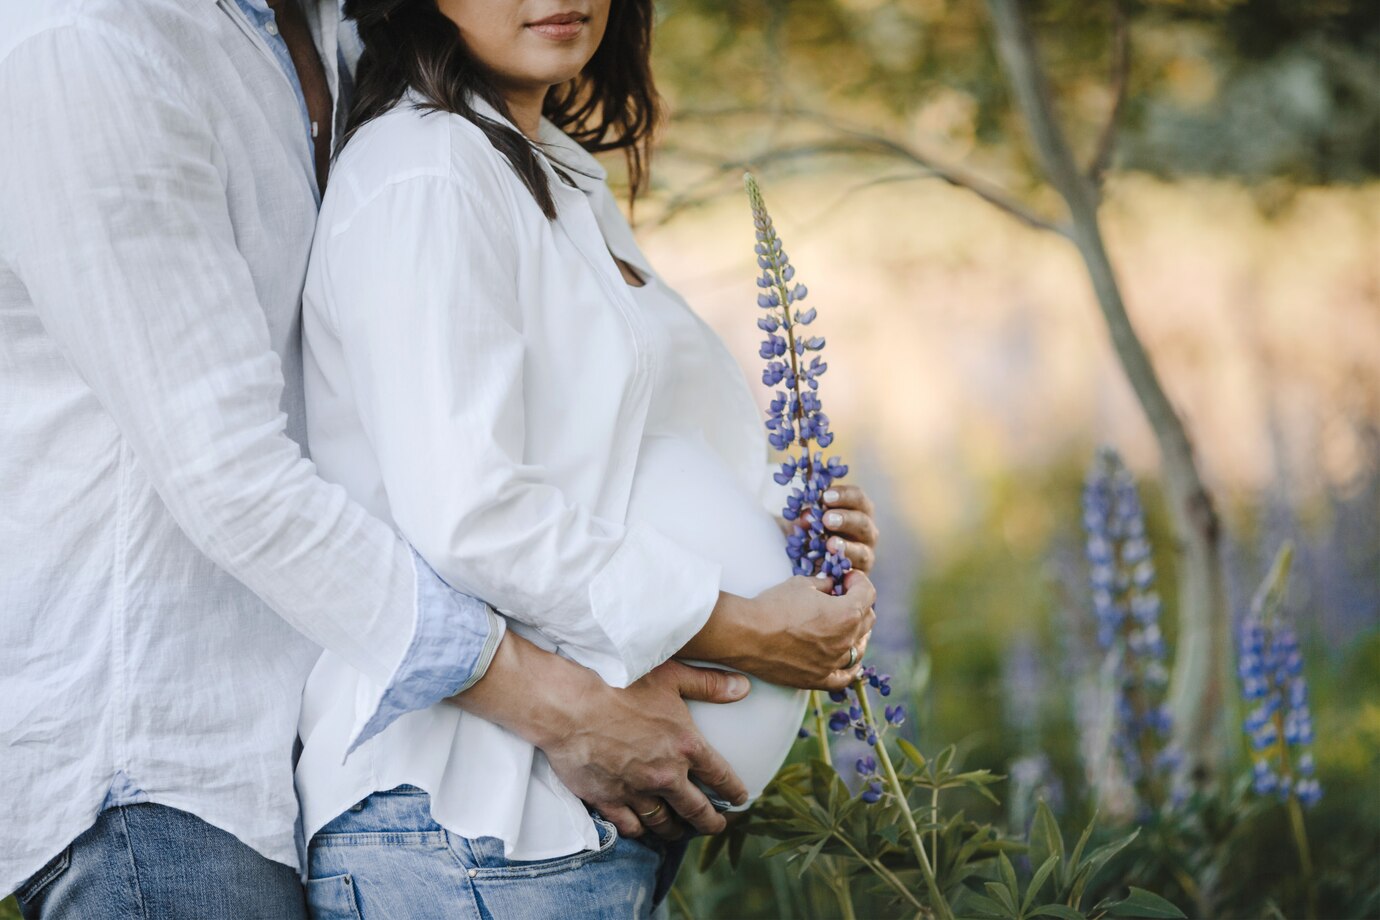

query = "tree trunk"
[[984, 0, 1233, 785]]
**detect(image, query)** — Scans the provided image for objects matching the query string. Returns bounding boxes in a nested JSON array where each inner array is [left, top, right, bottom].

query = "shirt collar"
[[467, 92, 609, 188]]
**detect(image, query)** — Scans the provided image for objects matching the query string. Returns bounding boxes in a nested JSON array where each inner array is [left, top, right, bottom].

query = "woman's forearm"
[[677, 575, 876, 692], [678, 591, 765, 671]]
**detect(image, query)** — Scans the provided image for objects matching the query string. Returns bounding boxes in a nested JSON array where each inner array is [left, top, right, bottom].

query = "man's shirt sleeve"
[[0, 22, 498, 749]]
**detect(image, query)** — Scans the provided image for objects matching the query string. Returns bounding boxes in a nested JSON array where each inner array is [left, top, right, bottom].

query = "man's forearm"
[[447, 631, 599, 750]]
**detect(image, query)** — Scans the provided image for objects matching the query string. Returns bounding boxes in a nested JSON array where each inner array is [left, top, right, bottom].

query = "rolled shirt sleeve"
[[315, 171, 722, 688], [0, 22, 495, 750]]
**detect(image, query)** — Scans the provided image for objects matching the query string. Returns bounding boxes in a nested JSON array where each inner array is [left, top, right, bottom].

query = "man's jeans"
[[305, 785, 685, 920], [13, 803, 308, 920]]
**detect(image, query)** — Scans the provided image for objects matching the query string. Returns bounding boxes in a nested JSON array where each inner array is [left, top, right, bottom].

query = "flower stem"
[[930, 784, 939, 872], [811, 691, 833, 765], [825, 859, 859, 920], [1286, 794, 1317, 920], [854, 678, 952, 920], [831, 830, 926, 913]]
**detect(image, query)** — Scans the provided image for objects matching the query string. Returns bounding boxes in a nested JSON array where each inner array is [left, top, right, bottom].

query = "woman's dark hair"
[[342, 0, 661, 219]]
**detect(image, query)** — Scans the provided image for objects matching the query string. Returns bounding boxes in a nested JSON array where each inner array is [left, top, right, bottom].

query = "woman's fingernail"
[[826, 512, 843, 527], [828, 536, 843, 552], [823, 489, 839, 503]]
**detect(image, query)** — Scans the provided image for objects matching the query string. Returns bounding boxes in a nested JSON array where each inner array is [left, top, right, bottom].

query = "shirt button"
[[467, 868, 478, 879], [265, 21, 279, 36]]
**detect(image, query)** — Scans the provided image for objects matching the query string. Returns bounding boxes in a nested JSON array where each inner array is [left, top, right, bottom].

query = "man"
[[0, 1, 748, 916]]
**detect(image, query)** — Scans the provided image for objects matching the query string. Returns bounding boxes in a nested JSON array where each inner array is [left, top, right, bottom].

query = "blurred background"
[[621, 0, 1378, 917]]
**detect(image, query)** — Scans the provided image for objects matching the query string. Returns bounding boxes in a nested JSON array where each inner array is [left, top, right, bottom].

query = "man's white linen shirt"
[[0, 0, 503, 893]]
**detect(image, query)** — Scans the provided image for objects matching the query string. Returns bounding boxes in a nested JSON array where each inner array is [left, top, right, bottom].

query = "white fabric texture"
[[295, 93, 808, 860], [0, 0, 497, 892]]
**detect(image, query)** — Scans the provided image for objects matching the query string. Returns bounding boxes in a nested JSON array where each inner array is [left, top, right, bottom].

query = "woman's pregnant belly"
[[623, 434, 808, 806]]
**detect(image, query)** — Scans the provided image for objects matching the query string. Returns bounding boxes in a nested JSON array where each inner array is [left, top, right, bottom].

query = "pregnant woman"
[[294, 1, 881, 918]]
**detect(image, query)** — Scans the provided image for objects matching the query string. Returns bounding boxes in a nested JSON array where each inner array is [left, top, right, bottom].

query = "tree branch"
[[665, 105, 1071, 237], [1087, 0, 1131, 189]]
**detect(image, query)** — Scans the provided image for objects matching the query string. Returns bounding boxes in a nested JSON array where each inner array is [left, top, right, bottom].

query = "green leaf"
[[1070, 829, 1139, 908], [727, 827, 747, 869], [1022, 854, 1061, 915], [897, 738, 927, 769], [1029, 905, 1086, 920], [1029, 802, 1066, 892], [797, 838, 827, 877], [998, 851, 1020, 904], [937, 745, 957, 776], [697, 831, 728, 871], [1102, 888, 1187, 919], [985, 881, 1019, 917], [963, 892, 1016, 919], [1065, 811, 1097, 883]]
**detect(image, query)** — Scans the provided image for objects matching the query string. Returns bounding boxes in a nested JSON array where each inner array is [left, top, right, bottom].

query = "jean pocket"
[[14, 846, 71, 906], [305, 873, 364, 920], [455, 815, 619, 879]]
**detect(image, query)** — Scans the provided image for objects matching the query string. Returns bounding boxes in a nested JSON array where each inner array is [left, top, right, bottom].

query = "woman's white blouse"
[[295, 93, 790, 859]]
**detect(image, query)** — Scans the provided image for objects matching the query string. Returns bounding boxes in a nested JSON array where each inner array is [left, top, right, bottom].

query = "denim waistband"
[[317, 784, 437, 836]]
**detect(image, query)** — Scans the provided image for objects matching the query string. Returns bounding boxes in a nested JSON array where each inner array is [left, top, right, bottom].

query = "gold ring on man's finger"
[[638, 803, 666, 820]]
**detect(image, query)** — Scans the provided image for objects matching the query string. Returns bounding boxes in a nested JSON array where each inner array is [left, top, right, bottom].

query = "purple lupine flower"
[[860, 781, 884, 804], [745, 174, 850, 589], [1082, 447, 1177, 811], [1239, 543, 1322, 808]]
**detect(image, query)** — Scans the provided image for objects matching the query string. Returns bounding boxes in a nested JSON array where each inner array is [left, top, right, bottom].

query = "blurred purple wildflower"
[[1082, 447, 1177, 812], [1239, 543, 1321, 808]]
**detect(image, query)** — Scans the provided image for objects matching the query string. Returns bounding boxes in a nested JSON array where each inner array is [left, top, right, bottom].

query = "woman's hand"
[[821, 484, 879, 574], [682, 571, 877, 691]]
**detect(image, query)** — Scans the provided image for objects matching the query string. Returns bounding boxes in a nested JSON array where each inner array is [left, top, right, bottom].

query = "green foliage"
[[701, 748, 1186, 920]]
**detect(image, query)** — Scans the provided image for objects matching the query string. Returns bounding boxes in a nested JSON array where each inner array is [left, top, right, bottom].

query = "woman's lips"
[[526, 15, 587, 40]]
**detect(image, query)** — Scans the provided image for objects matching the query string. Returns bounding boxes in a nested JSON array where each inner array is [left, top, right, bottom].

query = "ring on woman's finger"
[[846, 645, 858, 668]]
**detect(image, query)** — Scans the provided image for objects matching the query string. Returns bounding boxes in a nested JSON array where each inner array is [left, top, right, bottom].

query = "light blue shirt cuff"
[[346, 548, 505, 754]]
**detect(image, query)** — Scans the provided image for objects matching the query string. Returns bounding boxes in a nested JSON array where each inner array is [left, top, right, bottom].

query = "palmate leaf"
[[985, 881, 1019, 916], [963, 891, 1018, 919], [997, 851, 1020, 907], [1064, 813, 1098, 893], [1069, 829, 1140, 908], [727, 825, 748, 869], [1022, 854, 1061, 916], [1029, 801, 1065, 888], [1098, 887, 1187, 919], [796, 838, 828, 877]]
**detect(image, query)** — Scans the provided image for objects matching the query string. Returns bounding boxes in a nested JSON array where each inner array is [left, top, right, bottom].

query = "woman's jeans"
[[304, 786, 685, 920], [13, 803, 308, 920]]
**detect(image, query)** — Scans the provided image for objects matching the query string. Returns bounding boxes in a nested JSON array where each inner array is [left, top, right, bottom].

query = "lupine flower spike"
[[744, 173, 905, 806], [1082, 447, 1178, 814], [1239, 542, 1321, 807], [745, 173, 851, 589]]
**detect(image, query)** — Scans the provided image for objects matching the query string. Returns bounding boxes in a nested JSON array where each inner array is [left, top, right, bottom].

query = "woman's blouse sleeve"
[[316, 172, 722, 688]]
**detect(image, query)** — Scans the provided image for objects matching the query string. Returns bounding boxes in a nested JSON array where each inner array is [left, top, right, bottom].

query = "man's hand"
[[447, 633, 750, 839]]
